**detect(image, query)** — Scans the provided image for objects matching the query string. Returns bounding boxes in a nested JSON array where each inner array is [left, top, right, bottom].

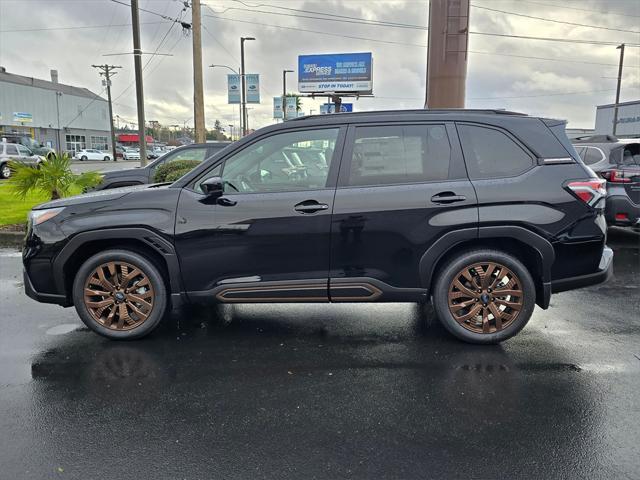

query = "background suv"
[[23, 110, 612, 344], [94, 142, 230, 189], [572, 135, 640, 227], [0, 141, 44, 178]]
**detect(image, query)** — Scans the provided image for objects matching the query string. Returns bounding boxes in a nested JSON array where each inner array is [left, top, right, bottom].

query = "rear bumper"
[[23, 268, 70, 307], [551, 246, 613, 293], [605, 194, 640, 227]]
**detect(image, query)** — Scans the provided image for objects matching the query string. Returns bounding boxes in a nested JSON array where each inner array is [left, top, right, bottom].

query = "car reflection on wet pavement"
[[1, 228, 638, 479]]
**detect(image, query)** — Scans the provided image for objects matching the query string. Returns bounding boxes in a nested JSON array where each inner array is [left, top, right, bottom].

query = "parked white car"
[[122, 148, 141, 160], [74, 149, 112, 161]]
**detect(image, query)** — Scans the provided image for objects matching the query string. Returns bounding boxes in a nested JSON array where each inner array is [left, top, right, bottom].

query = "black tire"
[[72, 249, 168, 340], [0, 163, 10, 179], [103, 156, 110, 161], [81, 155, 88, 161], [432, 249, 536, 344]]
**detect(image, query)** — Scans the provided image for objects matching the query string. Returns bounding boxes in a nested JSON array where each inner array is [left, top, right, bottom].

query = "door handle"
[[294, 201, 329, 214], [431, 192, 467, 204]]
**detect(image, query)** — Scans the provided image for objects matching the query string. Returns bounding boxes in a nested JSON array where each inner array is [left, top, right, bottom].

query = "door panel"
[[329, 122, 478, 294], [174, 127, 344, 297]]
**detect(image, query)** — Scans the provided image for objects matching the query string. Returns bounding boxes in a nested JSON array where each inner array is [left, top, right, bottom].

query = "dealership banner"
[[320, 103, 353, 114], [298, 52, 372, 94], [227, 74, 240, 104], [246, 74, 260, 104], [273, 97, 283, 119]]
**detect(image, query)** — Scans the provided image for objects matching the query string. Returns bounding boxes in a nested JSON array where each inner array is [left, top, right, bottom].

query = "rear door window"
[[347, 124, 452, 186], [457, 124, 533, 179], [583, 147, 604, 165]]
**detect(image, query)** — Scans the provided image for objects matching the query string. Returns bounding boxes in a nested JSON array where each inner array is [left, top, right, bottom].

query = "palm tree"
[[8, 152, 102, 201]]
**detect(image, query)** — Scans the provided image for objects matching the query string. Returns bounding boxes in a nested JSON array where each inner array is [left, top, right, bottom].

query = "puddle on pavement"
[[45, 324, 82, 335]]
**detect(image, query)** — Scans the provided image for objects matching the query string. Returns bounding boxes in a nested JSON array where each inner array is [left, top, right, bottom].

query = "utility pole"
[[240, 37, 255, 137], [130, 0, 147, 166], [92, 64, 121, 161], [228, 124, 234, 141], [192, 0, 206, 143], [282, 69, 293, 121], [613, 43, 625, 136]]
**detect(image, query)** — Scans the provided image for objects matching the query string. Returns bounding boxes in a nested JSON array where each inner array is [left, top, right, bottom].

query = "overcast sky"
[[0, 0, 639, 132]]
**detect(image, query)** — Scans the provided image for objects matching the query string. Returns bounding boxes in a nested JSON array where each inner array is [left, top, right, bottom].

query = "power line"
[[110, 0, 188, 24], [63, 89, 108, 128], [0, 21, 169, 33], [519, 0, 640, 18], [471, 3, 640, 34], [203, 5, 640, 46]]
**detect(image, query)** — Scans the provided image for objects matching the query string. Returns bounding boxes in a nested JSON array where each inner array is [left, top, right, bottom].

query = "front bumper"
[[551, 246, 613, 293], [23, 268, 70, 307]]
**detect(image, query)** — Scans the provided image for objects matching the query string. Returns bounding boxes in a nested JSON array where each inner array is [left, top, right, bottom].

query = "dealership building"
[[594, 99, 640, 138], [0, 67, 111, 154]]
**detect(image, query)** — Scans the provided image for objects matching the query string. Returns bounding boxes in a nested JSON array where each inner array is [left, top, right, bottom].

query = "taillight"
[[602, 169, 631, 183], [566, 179, 607, 207]]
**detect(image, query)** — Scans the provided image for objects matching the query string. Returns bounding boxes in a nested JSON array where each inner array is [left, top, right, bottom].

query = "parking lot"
[[0, 228, 638, 479]]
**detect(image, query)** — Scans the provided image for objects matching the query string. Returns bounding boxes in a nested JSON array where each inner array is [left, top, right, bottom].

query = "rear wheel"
[[103, 156, 110, 161], [72, 250, 167, 340], [432, 249, 535, 344], [0, 163, 11, 179], [81, 155, 88, 161]]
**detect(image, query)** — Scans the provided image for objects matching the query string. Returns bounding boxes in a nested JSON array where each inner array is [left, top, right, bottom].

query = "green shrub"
[[153, 160, 200, 183], [164, 168, 194, 183]]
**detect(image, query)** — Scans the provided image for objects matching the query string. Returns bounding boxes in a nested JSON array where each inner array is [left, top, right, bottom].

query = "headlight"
[[30, 207, 65, 226]]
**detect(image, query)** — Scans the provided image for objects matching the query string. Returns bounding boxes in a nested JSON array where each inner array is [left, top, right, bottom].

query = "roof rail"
[[289, 108, 528, 121]]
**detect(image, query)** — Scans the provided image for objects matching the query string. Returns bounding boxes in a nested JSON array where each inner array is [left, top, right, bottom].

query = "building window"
[[65, 134, 86, 155], [91, 136, 108, 150]]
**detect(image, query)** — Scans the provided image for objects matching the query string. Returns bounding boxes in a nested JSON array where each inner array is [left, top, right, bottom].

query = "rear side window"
[[458, 125, 533, 179], [348, 124, 451, 186], [5, 144, 19, 155], [583, 147, 604, 165]]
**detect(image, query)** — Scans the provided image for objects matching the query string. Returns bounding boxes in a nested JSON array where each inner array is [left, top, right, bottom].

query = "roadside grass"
[[0, 183, 81, 227]]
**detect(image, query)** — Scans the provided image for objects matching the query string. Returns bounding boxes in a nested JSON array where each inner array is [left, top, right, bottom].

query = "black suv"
[[572, 135, 640, 227], [23, 110, 612, 344], [94, 142, 231, 190]]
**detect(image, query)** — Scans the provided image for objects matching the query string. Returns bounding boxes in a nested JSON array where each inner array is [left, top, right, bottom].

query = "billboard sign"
[[13, 112, 33, 123], [273, 97, 283, 119], [227, 74, 240, 104], [320, 103, 353, 114], [246, 74, 260, 104], [285, 96, 297, 119], [298, 52, 372, 94]]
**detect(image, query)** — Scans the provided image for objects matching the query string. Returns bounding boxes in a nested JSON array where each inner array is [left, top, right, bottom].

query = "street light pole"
[[228, 124, 234, 141], [282, 69, 293, 121], [613, 43, 625, 136], [240, 37, 255, 137]]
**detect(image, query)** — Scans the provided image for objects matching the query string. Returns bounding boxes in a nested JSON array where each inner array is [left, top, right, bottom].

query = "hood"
[[34, 183, 169, 210]]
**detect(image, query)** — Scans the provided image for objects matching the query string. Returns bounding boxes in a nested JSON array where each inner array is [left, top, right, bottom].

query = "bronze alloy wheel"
[[447, 261, 524, 334], [83, 261, 155, 331]]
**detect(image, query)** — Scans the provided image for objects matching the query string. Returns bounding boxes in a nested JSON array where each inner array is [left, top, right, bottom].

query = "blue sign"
[[320, 103, 353, 114], [246, 74, 260, 104], [298, 52, 372, 94], [227, 74, 240, 104]]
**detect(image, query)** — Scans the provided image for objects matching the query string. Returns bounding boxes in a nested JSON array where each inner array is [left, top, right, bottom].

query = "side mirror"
[[201, 176, 224, 198]]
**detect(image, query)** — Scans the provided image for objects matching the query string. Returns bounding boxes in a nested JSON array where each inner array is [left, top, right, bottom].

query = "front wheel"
[[103, 156, 110, 161], [0, 163, 11, 179], [81, 155, 88, 161], [432, 249, 535, 344], [72, 250, 168, 340]]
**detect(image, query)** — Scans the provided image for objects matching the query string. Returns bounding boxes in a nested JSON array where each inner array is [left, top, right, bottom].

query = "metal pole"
[[613, 43, 625, 136], [131, 0, 147, 166], [282, 69, 293, 121], [55, 92, 62, 154], [240, 39, 246, 136], [192, 0, 205, 143]]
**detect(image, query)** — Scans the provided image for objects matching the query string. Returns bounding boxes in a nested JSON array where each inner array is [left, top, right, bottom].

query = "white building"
[[595, 99, 640, 138], [0, 67, 111, 154]]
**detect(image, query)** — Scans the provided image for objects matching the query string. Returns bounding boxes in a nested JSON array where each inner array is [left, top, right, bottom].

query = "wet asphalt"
[[0, 228, 638, 480]]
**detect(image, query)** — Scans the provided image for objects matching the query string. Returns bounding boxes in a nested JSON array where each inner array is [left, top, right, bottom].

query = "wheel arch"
[[53, 228, 184, 307], [419, 226, 554, 309]]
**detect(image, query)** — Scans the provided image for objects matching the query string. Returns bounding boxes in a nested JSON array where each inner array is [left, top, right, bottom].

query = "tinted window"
[[221, 128, 338, 193], [584, 147, 604, 165], [458, 125, 532, 179], [5, 145, 19, 155], [348, 124, 451, 186], [165, 147, 208, 164]]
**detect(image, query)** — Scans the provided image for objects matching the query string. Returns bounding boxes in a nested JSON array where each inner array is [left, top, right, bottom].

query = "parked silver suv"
[[0, 141, 44, 179]]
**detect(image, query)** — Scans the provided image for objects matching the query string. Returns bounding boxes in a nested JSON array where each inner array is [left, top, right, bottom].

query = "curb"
[[0, 230, 24, 249]]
